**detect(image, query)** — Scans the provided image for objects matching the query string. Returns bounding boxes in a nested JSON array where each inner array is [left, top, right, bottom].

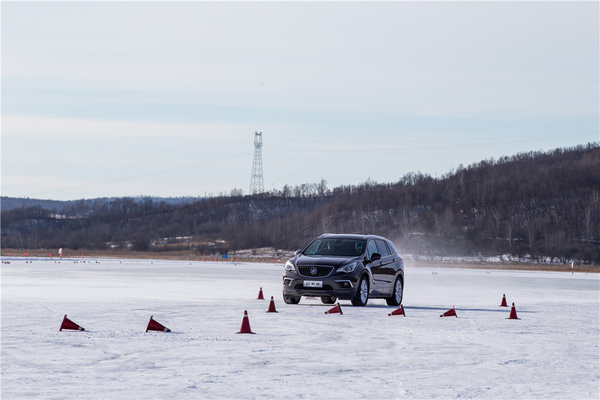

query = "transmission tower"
[[250, 131, 264, 194]]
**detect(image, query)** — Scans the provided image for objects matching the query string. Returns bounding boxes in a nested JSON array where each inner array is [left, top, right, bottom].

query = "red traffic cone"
[[507, 303, 520, 320], [257, 287, 265, 300], [440, 306, 457, 317], [266, 296, 278, 313], [325, 303, 343, 315], [237, 310, 255, 334], [146, 316, 171, 332], [60, 314, 85, 331], [388, 305, 405, 316], [500, 294, 508, 307]]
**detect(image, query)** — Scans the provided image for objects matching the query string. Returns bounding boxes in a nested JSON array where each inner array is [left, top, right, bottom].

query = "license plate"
[[304, 280, 323, 288]]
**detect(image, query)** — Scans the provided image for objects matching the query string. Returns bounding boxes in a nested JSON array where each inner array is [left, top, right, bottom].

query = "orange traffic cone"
[[266, 296, 278, 313], [507, 303, 520, 320], [60, 314, 85, 331], [146, 316, 171, 332], [388, 305, 405, 316], [440, 306, 457, 317], [257, 287, 265, 300], [237, 310, 255, 334], [325, 303, 343, 315], [500, 294, 508, 307]]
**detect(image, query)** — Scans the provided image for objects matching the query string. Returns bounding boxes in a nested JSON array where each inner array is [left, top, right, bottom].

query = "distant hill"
[[1, 144, 599, 263], [1, 197, 78, 212], [1, 196, 202, 212]]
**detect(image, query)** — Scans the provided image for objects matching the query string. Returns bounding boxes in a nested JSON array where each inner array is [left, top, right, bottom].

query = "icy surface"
[[2, 258, 599, 399]]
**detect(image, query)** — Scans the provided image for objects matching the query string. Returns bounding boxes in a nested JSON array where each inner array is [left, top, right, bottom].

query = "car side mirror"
[[368, 253, 381, 263], [294, 249, 302, 256]]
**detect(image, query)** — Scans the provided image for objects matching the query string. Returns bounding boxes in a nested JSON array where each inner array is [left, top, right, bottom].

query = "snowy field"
[[2, 258, 599, 399]]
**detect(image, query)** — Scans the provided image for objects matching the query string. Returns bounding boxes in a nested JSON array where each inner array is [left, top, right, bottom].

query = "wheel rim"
[[360, 279, 368, 303], [394, 279, 403, 303]]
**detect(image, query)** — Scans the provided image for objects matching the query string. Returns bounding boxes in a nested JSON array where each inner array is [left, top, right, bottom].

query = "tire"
[[321, 296, 337, 304], [386, 276, 403, 306], [351, 276, 369, 306], [283, 294, 301, 304]]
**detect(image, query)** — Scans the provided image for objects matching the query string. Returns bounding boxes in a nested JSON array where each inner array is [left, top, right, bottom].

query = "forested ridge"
[[2, 144, 599, 263]]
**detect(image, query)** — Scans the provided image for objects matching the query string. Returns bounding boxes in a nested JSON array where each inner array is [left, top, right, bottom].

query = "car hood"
[[294, 254, 361, 268]]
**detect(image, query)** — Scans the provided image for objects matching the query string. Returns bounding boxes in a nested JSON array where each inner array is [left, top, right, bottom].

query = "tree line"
[[2, 144, 599, 264]]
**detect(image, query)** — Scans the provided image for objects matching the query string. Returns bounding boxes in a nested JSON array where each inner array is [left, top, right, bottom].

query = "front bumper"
[[282, 274, 359, 300]]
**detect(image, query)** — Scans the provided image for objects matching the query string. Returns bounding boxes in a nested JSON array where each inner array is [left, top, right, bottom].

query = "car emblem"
[[310, 267, 318, 275]]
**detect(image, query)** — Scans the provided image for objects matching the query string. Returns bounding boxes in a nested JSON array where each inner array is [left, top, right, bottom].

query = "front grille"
[[298, 265, 334, 278]]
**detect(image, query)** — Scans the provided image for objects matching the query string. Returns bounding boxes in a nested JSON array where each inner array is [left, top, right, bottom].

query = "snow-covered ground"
[[2, 258, 599, 399]]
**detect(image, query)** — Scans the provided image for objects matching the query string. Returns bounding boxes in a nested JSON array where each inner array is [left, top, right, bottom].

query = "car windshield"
[[303, 238, 365, 257]]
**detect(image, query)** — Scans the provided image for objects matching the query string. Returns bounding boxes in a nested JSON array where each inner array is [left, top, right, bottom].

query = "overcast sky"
[[2, 1, 598, 200]]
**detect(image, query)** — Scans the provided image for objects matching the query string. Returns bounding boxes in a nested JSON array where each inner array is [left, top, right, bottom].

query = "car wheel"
[[386, 276, 403, 306], [283, 294, 300, 304], [321, 296, 337, 304], [351, 276, 369, 306]]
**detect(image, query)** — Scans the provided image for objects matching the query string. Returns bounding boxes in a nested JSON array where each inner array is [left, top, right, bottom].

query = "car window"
[[366, 240, 379, 259], [386, 240, 398, 256], [304, 238, 365, 257], [375, 240, 391, 256]]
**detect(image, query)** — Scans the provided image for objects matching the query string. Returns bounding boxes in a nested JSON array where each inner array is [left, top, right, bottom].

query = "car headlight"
[[337, 262, 357, 273], [284, 261, 296, 271]]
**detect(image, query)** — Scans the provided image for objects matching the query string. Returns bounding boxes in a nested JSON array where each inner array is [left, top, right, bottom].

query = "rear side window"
[[386, 240, 398, 255], [375, 240, 391, 256]]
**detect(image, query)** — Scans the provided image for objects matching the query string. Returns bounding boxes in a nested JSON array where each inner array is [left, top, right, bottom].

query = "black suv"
[[282, 234, 404, 306]]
